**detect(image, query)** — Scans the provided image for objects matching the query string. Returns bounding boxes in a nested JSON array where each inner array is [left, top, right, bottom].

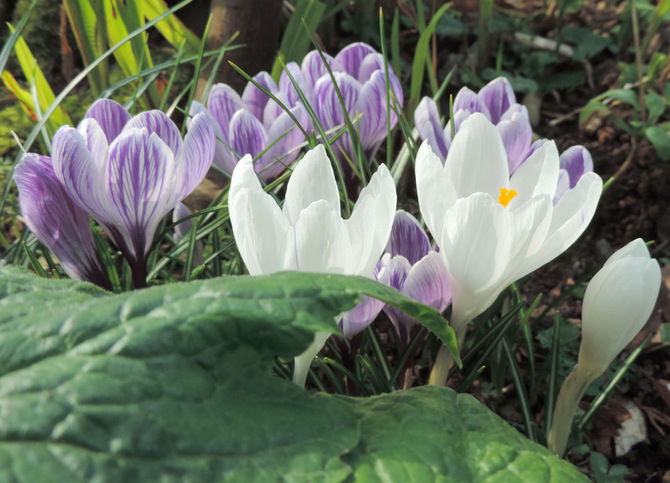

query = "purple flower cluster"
[[190, 42, 403, 179]]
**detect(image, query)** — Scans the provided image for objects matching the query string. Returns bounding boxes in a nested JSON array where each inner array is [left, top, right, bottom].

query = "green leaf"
[[0, 267, 585, 481], [660, 323, 670, 344], [645, 91, 666, 125], [561, 26, 612, 61], [270, 0, 326, 80], [645, 125, 670, 160]]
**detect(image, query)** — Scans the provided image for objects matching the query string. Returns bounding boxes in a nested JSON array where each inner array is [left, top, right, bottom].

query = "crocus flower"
[[14, 153, 111, 290], [548, 238, 661, 456], [340, 210, 451, 344], [228, 144, 396, 386], [278, 43, 403, 166], [51, 99, 215, 288], [189, 78, 308, 180], [416, 113, 602, 385]]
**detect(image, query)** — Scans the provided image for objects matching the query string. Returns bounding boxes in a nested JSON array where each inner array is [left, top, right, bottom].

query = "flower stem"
[[293, 331, 332, 388], [547, 365, 596, 456], [428, 323, 467, 387]]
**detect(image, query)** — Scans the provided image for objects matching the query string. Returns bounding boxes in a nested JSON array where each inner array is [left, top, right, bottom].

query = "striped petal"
[[208, 84, 245, 133], [124, 110, 183, 156], [51, 125, 112, 223], [84, 99, 131, 143], [335, 42, 376, 80], [560, 145, 594, 188], [228, 109, 268, 163], [479, 77, 517, 124], [15, 154, 109, 288], [171, 112, 215, 204], [453, 87, 491, 119], [258, 104, 307, 180], [414, 97, 449, 160], [386, 210, 431, 264], [106, 129, 175, 259], [301, 50, 342, 86], [242, 71, 279, 121]]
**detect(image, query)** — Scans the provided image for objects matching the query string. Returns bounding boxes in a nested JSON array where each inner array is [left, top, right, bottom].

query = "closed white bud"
[[578, 239, 661, 377]]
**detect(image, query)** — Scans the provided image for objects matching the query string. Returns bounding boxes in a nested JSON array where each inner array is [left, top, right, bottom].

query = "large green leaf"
[[0, 267, 585, 482]]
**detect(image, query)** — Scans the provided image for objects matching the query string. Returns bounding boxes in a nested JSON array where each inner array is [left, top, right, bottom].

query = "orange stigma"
[[498, 188, 518, 208]]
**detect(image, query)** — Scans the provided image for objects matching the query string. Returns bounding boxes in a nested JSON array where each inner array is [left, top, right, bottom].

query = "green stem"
[[547, 365, 597, 456], [428, 323, 467, 386]]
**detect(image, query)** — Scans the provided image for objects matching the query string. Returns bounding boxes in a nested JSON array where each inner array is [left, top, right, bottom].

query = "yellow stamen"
[[498, 188, 518, 208]]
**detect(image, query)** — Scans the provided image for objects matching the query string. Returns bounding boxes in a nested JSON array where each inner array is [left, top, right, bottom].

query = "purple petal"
[[358, 53, 384, 81], [106, 129, 175, 259], [478, 77, 517, 124], [335, 42, 376, 80], [357, 70, 390, 154], [14, 154, 109, 288], [301, 50, 343, 86], [453, 88, 491, 119], [414, 97, 449, 160], [259, 104, 307, 180], [51, 126, 112, 222], [242, 71, 279, 121], [497, 110, 532, 174], [173, 112, 215, 203], [84, 99, 131, 143], [228, 109, 268, 165], [123, 110, 183, 155], [314, 72, 361, 132], [279, 61, 311, 107], [403, 251, 452, 313], [340, 294, 385, 339], [560, 145, 594, 188], [188, 101, 234, 174], [385, 210, 431, 265], [207, 83, 245, 134], [526, 138, 549, 159]]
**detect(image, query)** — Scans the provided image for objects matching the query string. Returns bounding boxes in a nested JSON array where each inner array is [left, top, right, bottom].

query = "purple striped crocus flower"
[[189, 78, 309, 180], [279, 42, 403, 166], [50, 99, 215, 288], [341, 210, 451, 344], [14, 153, 111, 290]]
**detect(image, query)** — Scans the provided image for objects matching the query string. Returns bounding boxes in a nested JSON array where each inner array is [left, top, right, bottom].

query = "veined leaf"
[[0, 267, 585, 482]]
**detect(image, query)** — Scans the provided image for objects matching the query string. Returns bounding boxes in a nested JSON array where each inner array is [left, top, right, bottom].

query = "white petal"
[[522, 172, 603, 274], [507, 140, 560, 209], [415, 141, 456, 240], [438, 193, 512, 327], [347, 164, 397, 276], [445, 113, 509, 199], [292, 199, 352, 274], [283, 145, 340, 224], [228, 187, 289, 275]]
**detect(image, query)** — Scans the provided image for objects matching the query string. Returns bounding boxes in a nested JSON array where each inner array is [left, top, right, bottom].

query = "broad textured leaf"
[[0, 267, 585, 482]]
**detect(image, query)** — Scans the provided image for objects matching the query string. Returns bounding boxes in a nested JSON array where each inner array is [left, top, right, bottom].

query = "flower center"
[[498, 188, 518, 208]]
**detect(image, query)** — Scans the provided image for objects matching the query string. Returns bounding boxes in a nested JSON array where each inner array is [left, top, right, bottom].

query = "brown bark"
[[196, 0, 283, 98]]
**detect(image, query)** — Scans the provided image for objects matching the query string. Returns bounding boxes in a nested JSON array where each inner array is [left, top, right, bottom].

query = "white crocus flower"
[[548, 238, 661, 456], [416, 113, 603, 385], [228, 144, 396, 387]]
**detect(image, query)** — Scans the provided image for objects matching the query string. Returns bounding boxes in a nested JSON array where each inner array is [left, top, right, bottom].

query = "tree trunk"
[[196, 0, 283, 99]]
